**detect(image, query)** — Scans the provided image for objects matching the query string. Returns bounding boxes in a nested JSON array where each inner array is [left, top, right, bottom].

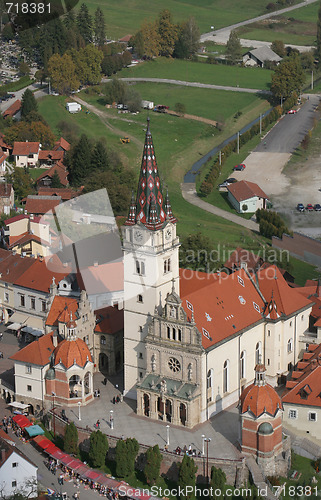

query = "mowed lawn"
[[120, 58, 272, 90], [81, 0, 294, 39]]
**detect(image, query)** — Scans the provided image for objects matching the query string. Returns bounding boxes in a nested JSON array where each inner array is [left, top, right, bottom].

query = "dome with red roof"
[[240, 363, 282, 417], [53, 338, 92, 369]]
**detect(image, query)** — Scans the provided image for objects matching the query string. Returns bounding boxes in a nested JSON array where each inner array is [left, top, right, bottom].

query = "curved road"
[[201, 0, 318, 44]]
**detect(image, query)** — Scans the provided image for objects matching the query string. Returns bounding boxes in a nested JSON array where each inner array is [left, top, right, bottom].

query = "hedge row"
[[199, 93, 297, 197], [256, 208, 292, 239]]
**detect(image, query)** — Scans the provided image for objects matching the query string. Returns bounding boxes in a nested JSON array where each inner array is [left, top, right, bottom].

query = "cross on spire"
[[125, 119, 176, 230]]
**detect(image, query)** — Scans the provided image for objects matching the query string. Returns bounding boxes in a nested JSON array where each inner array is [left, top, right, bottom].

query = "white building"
[[227, 180, 269, 213], [66, 102, 81, 113]]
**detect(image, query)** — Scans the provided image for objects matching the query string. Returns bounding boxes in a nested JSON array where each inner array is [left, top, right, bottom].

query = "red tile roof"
[[224, 247, 263, 272], [95, 306, 124, 334], [240, 380, 282, 416], [25, 195, 61, 215], [0, 152, 8, 165], [0, 132, 10, 150], [179, 268, 265, 349], [0, 252, 35, 284], [79, 261, 123, 294], [14, 258, 71, 292], [36, 162, 68, 186], [10, 332, 54, 366], [119, 34, 132, 42], [12, 141, 40, 156], [46, 296, 79, 327], [5, 214, 43, 225], [38, 150, 64, 161], [9, 232, 50, 248], [3, 99, 21, 118], [256, 265, 312, 318], [283, 365, 321, 407], [227, 180, 268, 202], [37, 187, 81, 200], [53, 137, 70, 152], [53, 337, 92, 368]]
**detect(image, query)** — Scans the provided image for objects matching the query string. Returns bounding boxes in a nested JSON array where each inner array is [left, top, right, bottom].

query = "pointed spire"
[[254, 360, 266, 387], [165, 189, 175, 220], [124, 118, 176, 230]]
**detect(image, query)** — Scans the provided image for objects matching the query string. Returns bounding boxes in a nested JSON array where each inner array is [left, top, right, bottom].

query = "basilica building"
[[122, 119, 313, 428]]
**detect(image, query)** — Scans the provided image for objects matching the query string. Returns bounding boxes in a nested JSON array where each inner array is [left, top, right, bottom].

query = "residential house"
[[2, 99, 21, 120], [282, 343, 321, 441], [36, 162, 68, 188], [0, 152, 10, 178], [37, 187, 82, 202], [227, 180, 269, 213], [243, 47, 282, 67], [0, 183, 14, 215], [0, 133, 12, 155], [5, 213, 51, 257], [0, 436, 38, 498], [53, 137, 70, 157], [25, 195, 61, 216], [118, 34, 132, 45], [12, 141, 40, 168], [38, 149, 64, 167]]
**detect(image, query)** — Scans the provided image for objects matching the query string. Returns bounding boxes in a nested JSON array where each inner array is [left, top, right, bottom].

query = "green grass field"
[[120, 58, 272, 90], [236, 2, 317, 46], [81, 0, 301, 39]]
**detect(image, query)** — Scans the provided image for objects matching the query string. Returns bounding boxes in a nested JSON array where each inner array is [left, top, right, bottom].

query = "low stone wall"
[[51, 413, 248, 487]]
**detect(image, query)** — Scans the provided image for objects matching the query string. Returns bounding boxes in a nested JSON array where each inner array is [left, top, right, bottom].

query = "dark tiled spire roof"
[[125, 118, 176, 230]]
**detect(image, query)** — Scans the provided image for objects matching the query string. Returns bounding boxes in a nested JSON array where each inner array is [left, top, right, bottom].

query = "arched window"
[[100, 335, 106, 345], [207, 369, 212, 389], [223, 360, 229, 393], [240, 351, 246, 379], [287, 338, 293, 353], [255, 342, 262, 364]]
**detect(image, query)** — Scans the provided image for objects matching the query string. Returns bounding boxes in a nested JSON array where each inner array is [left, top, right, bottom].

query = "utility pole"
[[237, 131, 240, 154], [259, 114, 262, 135], [311, 70, 314, 90], [219, 151, 221, 166]]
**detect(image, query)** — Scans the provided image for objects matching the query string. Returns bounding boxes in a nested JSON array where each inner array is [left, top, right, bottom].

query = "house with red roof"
[[38, 149, 64, 167], [122, 120, 313, 428], [282, 343, 321, 440], [36, 161, 69, 187], [12, 141, 40, 167], [2, 99, 21, 120], [227, 180, 269, 213], [5, 213, 50, 257], [0, 435, 38, 498], [24, 195, 61, 215], [53, 137, 70, 156], [0, 183, 14, 215]]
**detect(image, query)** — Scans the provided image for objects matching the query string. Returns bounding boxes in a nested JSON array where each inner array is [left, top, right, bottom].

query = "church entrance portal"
[[180, 403, 186, 426], [143, 393, 150, 416], [99, 353, 109, 374]]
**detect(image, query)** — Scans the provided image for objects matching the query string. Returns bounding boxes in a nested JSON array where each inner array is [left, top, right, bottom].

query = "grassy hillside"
[[81, 0, 300, 39]]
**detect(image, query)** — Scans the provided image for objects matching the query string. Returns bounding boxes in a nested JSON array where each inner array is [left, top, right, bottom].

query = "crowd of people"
[[174, 444, 201, 457]]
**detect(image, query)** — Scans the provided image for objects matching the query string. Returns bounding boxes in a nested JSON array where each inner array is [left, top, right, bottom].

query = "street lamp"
[[211, 26, 214, 31], [78, 401, 81, 421], [51, 392, 56, 436], [204, 437, 211, 484], [201, 434, 205, 455], [166, 425, 170, 447], [110, 410, 114, 429]]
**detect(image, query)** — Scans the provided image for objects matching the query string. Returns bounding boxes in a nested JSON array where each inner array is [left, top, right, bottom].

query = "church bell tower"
[[122, 118, 180, 398]]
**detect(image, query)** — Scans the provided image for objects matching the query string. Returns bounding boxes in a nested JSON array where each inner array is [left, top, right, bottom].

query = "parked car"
[[306, 204, 314, 211], [287, 109, 297, 114], [225, 178, 237, 183], [314, 204, 321, 211], [218, 181, 230, 188], [233, 164, 246, 171], [297, 203, 305, 212]]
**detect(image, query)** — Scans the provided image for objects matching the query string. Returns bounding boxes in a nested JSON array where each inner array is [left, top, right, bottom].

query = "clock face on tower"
[[134, 230, 143, 243], [165, 228, 172, 240]]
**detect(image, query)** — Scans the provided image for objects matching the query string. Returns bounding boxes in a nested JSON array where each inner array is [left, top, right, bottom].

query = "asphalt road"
[[200, 0, 318, 44], [0, 83, 48, 113], [255, 94, 320, 153]]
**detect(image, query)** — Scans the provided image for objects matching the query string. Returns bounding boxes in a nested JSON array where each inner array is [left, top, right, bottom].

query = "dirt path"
[[72, 96, 144, 148], [165, 109, 218, 127]]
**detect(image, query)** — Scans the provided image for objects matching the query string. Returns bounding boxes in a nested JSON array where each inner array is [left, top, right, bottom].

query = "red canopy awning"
[[46, 444, 59, 456], [83, 470, 102, 481], [97, 476, 121, 489], [66, 459, 83, 470], [50, 449, 69, 461], [12, 414, 32, 428], [60, 455, 77, 467], [33, 437, 54, 450], [76, 464, 90, 477]]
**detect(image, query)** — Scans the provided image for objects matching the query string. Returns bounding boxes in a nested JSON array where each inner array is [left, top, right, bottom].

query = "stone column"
[[136, 391, 144, 417], [150, 393, 158, 420], [172, 399, 180, 426]]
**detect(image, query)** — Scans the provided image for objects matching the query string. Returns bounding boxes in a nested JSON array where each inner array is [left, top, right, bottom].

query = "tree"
[[174, 17, 200, 59], [300, 51, 314, 70], [115, 438, 139, 478], [271, 55, 305, 99], [139, 20, 161, 58], [83, 169, 133, 215], [90, 141, 109, 171], [5, 166, 34, 201], [144, 445, 162, 485], [226, 30, 242, 64], [68, 134, 92, 185], [4, 121, 56, 148], [48, 53, 80, 94], [124, 86, 142, 112], [180, 231, 221, 272], [94, 7, 106, 46], [271, 40, 286, 57], [19, 61, 30, 76], [317, 1, 321, 63], [104, 77, 127, 104], [21, 89, 38, 119], [131, 31, 145, 58], [157, 10, 178, 57], [77, 3, 92, 44], [89, 430, 109, 468], [51, 169, 63, 188], [64, 422, 79, 455], [174, 102, 186, 115], [178, 454, 197, 500], [210, 466, 226, 500], [35, 69, 47, 84], [70, 45, 103, 85]]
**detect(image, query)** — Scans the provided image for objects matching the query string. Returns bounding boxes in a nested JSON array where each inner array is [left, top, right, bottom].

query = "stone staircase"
[[246, 456, 277, 500], [283, 428, 321, 459]]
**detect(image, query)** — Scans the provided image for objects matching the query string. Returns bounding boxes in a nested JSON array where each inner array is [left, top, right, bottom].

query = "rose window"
[[168, 357, 181, 373]]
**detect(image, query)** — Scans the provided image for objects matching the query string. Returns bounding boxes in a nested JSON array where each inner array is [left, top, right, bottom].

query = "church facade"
[[122, 119, 313, 428]]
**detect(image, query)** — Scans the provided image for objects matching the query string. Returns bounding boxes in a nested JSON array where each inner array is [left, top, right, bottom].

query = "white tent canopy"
[[7, 322, 21, 331], [8, 402, 30, 410]]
